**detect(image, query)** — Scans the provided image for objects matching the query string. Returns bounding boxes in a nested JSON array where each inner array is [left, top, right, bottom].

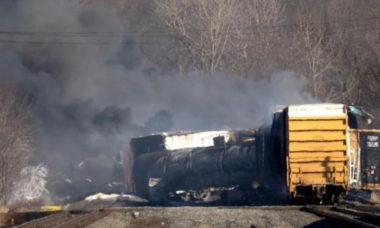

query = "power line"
[[0, 39, 166, 45], [0, 19, 378, 46], [0, 16, 378, 37]]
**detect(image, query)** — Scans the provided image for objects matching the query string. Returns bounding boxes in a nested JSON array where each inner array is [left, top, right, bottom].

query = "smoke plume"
[[0, 0, 313, 202]]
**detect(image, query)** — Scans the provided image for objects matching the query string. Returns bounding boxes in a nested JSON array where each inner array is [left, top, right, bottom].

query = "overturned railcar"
[[130, 130, 285, 204], [128, 103, 374, 205]]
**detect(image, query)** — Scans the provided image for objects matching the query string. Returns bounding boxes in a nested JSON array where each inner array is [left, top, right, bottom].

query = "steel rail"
[[303, 206, 380, 228]]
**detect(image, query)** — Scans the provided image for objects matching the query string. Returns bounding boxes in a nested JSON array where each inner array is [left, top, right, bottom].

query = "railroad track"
[[303, 205, 380, 228], [14, 209, 109, 228], [10, 205, 380, 227]]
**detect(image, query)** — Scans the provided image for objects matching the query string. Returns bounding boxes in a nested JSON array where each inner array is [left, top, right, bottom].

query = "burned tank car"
[[130, 130, 285, 205]]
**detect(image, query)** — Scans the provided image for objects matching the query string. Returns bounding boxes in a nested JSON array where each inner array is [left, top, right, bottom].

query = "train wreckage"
[[4, 103, 380, 227], [128, 104, 380, 205], [130, 129, 278, 204]]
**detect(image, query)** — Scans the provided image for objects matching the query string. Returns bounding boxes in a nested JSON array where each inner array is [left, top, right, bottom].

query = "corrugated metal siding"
[[287, 104, 349, 196]]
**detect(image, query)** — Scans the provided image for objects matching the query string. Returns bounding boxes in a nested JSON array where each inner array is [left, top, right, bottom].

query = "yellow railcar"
[[286, 104, 348, 203]]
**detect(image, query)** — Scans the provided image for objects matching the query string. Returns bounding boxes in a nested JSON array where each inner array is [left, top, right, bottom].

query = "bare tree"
[[127, 0, 380, 121], [295, 13, 339, 100], [154, 0, 285, 76], [321, 0, 380, 105], [0, 87, 31, 206], [276, 1, 362, 103], [237, 0, 284, 77], [155, 0, 239, 73]]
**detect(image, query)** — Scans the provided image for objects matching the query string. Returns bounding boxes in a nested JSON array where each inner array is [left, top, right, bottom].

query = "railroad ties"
[[8, 205, 380, 227], [14, 209, 109, 228], [302, 205, 380, 228]]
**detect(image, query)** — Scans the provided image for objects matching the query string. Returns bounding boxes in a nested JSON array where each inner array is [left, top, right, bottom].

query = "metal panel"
[[290, 162, 346, 171], [289, 131, 346, 141], [288, 119, 347, 131], [289, 141, 346, 151], [288, 151, 346, 159], [359, 131, 380, 189], [348, 130, 360, 186], [288, 104, 346, 118], [164, 131, 231, 151], [286, 104, 348, 197]]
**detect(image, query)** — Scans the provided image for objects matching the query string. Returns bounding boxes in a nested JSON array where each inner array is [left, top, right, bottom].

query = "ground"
[[85, 207, 340, 228]]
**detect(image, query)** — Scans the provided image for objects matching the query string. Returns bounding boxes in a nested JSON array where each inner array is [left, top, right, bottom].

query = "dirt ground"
[[85, 206, 341, 228]]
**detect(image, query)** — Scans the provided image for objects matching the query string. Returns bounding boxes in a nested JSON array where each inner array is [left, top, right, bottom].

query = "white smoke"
[[9, 164, 50, 205]]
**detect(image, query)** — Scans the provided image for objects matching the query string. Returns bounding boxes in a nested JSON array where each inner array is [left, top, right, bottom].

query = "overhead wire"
[[0, 16, 378, 36], [0, 17, 378, 46]]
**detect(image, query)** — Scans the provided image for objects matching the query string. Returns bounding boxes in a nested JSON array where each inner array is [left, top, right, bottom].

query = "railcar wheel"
[[148, 177, 169, 203]]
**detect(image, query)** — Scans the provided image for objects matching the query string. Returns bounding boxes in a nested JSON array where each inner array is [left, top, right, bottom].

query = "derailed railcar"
[[130, 130, 285, 204], [128, 103, 375, 205], [130, 131, 232, 199]]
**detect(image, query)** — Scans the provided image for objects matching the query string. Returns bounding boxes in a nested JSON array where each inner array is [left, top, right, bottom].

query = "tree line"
[[1, 0, 380, 205], [125, 0, 380, 117]]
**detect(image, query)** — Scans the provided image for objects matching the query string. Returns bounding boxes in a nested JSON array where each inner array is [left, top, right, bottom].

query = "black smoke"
[[0, 0, 314, 202]]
